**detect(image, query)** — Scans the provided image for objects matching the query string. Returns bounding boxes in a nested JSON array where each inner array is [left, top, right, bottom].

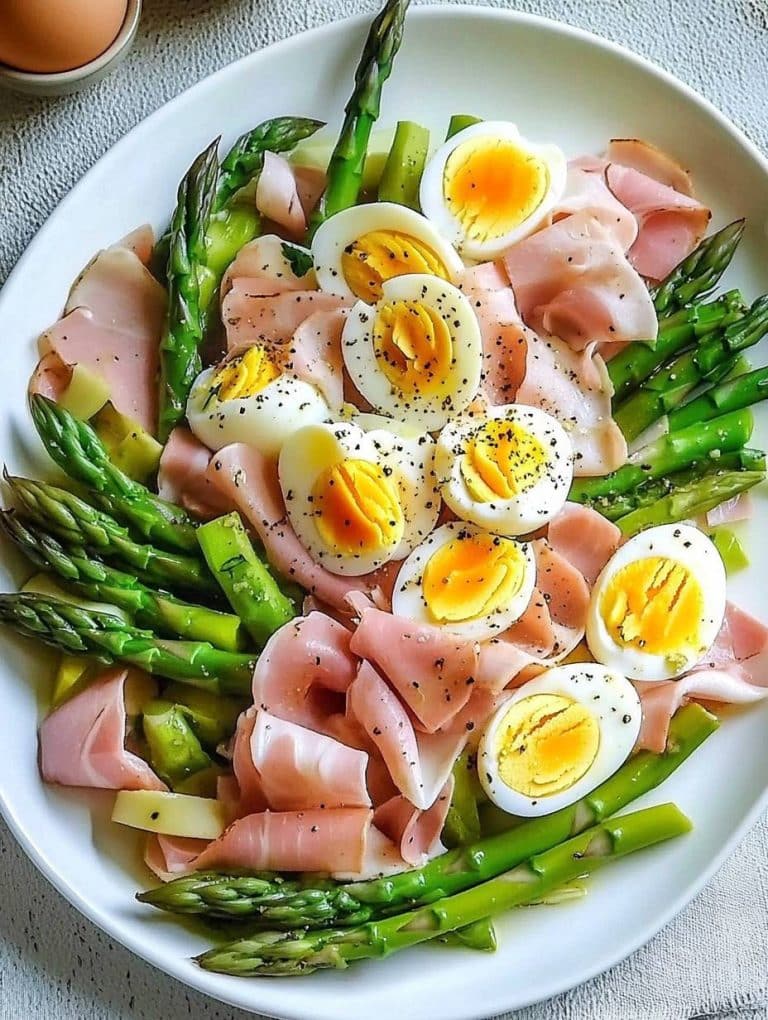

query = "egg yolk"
[[600, 556, 704, 660], [444, 137, 549, 244], [494, 694, 600, 797], [312, 459, 404, 556], [422, 531, 529, 624], [341, 230, 450, 300], [213, 346, 280, 401], [373, 299, 453, 397], [461, 419, 548, 502]]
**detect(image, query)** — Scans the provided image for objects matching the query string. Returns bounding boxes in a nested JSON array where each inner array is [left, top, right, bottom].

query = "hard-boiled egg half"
[[392, 521, 536, 641], [186, 345, 330, 457], [586, 524, 726, 681], [478, 664, 641, 817], [311, 201, 464, 301], [435, 403, 573, 536], [341, 273, 483, 432], [420, 121, 567, 260], [278, 420, 439, 576]]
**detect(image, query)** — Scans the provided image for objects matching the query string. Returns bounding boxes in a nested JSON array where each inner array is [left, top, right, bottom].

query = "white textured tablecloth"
[[0, 2, 767, 1017]]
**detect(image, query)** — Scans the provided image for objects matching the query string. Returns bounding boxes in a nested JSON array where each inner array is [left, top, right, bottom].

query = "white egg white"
[[311, 201, 464, 300], [419, 121, 567, 260], [392, 521, 536, 641], [478, 664, 642, 817], [342, 273, 483, 433], [586, 524, 727, 681], [435, 403, 573, 537], [186, 365, 330, 457]]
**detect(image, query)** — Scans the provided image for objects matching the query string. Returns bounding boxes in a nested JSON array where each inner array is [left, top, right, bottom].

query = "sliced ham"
[[223, 285, 348, 350], [533, 539, 590, 649], [33, 245, 166, 433], [605, 164, 710, 281], [547, 502, 621, 584], [115, 224, 155, 266], [156, 427, 234, 520], [256, 152, 308, 240], [503, 587, 556, 658], [144, 834, 210, 882], [331, 824, 410, 880], [607, 139, 694, 197], [705, 494, 753, 528], [349, 605, 478, 733], [516, 331, 627, 476], [28, 351, 72, 400], [193, 808, 372, 874], [251, 709, 371, 810], [231, 708, 268, 815], [221, 233, 315, 297], [373, 776, 454, 867], [205, 443, 394, 610], [696, 602, 768, 676], [501, 210, 658, 350], [282, 307, 348, 411], [39, 667, 165, 792], [348, 661, 467, 809], [552, 161, 638, 251], [293, 165, 327, 219]]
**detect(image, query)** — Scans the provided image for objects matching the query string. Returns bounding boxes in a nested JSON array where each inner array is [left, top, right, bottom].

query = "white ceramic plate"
[[1, 7, 767, 1019]]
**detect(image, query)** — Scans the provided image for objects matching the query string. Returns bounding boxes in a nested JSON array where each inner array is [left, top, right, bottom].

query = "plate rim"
[[1, 5, 767, 1017]]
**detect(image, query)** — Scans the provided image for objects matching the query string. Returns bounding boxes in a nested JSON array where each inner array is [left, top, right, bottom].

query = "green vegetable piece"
[[163, 682, 246, 747], [710, 527, 750, 574], [652, 218, 746, 314], [91, 402, 163, 484], [51, 653, 92, 707], [174, 764, 225, 798], [197, 206, 261, 314], [439, 916, 497, 952], [59, 364, 110, 420], [197, 513, 295, 647], [669, 364, 768, 432], [377, 120, 430, 209], [442, 749, 482, 848], [445, 114, 481, 139], [142, 699, 212, 787], [280, 243, 314, 279]]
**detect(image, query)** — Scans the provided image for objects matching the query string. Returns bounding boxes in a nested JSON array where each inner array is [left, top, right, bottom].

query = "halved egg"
[[586, 524, 726, 681], [419, 121, 567, 260], [341, 273, 483, 432], [311, 201, 464, 301], [392, 521, 536, 641], [278, 420, 438, 576], [478, 664, 641, 817], [186, 345, 330, 457], [435, 403, 573, 536]]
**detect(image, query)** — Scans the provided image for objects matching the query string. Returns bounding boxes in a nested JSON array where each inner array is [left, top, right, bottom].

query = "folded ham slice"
[[157, 427, 235, 520], [256, 152, 308, 240], [223, 285, 348, 350], [144, 834, 210, 882], [546, 502, 621, 585], [607, 139, 694, 197], [373, 776, 454, 867], [501, 211, 658, 351], [39, 667, 165, 792], [282, 307, 348, 411], [222, 233, 315, 298], [552, 161, 638, 251], [231, 707, 268, 815], [605, 164, 710, 281]]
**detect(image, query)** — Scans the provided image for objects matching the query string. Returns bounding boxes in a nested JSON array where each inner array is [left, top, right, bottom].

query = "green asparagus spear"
[[652, 219, 746, 314], [311, 0, 410, 230], [196, 803, 691, 976], [29, 396, 199, 553], [0, 511, 244, 650], [615, 469, 764, 537], [142, 699, 212, 787], [377, 120, 430, 209], [162, 683, 247, 747], [5, 474, 214, 597], [0, 593, 255, 694], [442, 750, 482, 849], [445, 114, 481, 139], [608, 291, 745, 403], [138, 704, 716, 926], [439, 917, 497, 952], [197, 513, 295, 646], [158, 140, 220, 441], [710, 528, 749, 574], [568, 408, 754, 504], [668, 365, 768, 432]]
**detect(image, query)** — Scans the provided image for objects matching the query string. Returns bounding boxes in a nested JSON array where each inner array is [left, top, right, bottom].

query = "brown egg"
[[0, 0, 128, 74]]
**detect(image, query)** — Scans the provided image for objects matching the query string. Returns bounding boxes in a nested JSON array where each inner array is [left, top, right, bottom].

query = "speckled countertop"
[[0, 2, 767, 1018]]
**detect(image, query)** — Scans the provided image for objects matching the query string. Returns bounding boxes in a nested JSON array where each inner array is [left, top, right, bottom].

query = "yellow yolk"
[[422, 531, 529, 624], [213, 346, 281, 401], [312, 458, 404, 556], [461, 419, 548, 502], [444, 137, 549, 244], [341, 230, 450, 301], [494, 694, 600, 797], [373, 299, 453, 397], [600, 556, 704, 658]]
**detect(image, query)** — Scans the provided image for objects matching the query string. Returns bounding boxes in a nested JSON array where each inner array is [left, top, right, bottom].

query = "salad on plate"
[[2, 0, 767, 978]]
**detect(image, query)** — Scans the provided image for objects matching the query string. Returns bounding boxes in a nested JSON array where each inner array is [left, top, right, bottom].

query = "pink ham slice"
[[156, 427, 235, 520], [223, 285, 348, 349], [255, 152, 308, 240], [349, 605, 478, 733], [281, 307, 348, 412], [222, 233, 314, 298], [205, 443, 395, 610], [696, 602, 768, 674], [28, 351, 72, 401], [605, 164, 710, 281], [144, 834, 211, 882], [231, 707, 268, 816], [115, 224, 155, 266], [546, 502, 621, 585], [552, 161, 638, 251], [607, 139, 694, 197], [516, 331, 627, 476], [250, 709, 371, 810], [705, 493, 753, 528], [32, 245, 166, 433], [373, 776, 454, 867], [193, 808, 372, 874], [501, 210, 658, 351], [533, 539, 590, 656], [39, 667, 165, 792], [348, 661, 467, 809]]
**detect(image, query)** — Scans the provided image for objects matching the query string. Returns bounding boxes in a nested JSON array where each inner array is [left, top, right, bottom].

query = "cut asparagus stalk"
[[651, 219, 746, 314]]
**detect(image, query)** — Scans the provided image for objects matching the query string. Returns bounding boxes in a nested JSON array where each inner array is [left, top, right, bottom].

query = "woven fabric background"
[[0, 2, 766, 1017]]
